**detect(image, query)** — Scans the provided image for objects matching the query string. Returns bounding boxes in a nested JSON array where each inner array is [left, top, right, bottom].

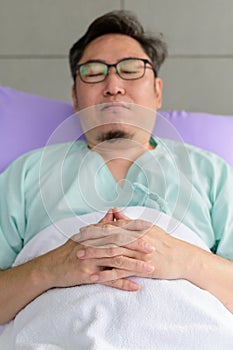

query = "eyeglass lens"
[[79, 59, 147, 82]]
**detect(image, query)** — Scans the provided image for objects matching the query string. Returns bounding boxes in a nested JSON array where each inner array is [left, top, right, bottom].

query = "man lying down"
[[1, 10, 233, 350]]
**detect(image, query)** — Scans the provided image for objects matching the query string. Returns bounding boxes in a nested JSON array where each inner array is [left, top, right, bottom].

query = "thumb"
[[99, 208, 114, 223], [113, 208, 130, 221]]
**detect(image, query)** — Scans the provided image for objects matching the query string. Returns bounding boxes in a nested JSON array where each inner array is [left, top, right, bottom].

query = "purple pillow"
[[0, 87, 73, 172], [0, 86, 232, 172], [154, 110, 233, 167]]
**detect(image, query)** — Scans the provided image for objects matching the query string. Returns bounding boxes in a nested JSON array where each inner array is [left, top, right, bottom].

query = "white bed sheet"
[[1, 207, 233, 349]]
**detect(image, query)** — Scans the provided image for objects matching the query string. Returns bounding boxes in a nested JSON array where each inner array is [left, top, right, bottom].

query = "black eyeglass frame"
[[74, 57, 157, 83]]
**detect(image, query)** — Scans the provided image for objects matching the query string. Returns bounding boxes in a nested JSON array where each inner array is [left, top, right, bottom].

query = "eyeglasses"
[[75, 57, 156, 83]]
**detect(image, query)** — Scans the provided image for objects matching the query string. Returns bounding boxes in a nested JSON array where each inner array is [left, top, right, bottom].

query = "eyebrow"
[[78, 57, 149, 65]]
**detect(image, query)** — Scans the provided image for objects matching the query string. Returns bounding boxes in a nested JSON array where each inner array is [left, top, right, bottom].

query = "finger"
[[123, 237, 155, 253], [112, 208, 130, 220], [77, 240, 154, 259], [90, 264, 155, 284], [77, 230, 145, 248], [97, 256, 154, 277], [90, 268, 132, 283], [99, 208, 114, 223], [74, 221, 153, 245], [77, 246, 141, 259], [90, 264, 153, 283], [74, 223, 117, 242], [76, 223, 146, 244], [102, 278, 140, 291], [111, 219, 153, 231]]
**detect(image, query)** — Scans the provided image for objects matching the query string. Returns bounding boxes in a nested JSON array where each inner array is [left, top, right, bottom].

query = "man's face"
[[72, 34, 163, 147]]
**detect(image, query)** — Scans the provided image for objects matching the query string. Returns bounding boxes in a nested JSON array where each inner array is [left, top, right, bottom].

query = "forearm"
[[0, 234, 150, 324], [0, 257, 53, 324], [185, 248, 233, 313], [105, 220, 233, 313]]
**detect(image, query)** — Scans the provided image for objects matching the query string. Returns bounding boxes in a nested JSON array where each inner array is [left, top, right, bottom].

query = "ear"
[[72, 85, 79, 112], [154, 78, 163, 109]]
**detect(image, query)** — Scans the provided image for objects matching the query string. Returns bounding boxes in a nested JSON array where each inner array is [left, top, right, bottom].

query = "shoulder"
[[157, 138, 233, 175], [0, 141, 88, 188], [1, 141, 88, 175]]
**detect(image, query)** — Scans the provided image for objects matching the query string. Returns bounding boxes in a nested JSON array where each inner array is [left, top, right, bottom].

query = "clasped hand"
[[44, 209, 198, 291]]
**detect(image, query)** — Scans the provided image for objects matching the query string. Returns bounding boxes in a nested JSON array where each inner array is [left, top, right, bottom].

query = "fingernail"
[[138, 219, 151, 228], [145, 244, 155, 252], [131, 284, 140, 291], [77, 250, 85, 258], [146, 265, 155, 273], [90, 274, 99, 282]]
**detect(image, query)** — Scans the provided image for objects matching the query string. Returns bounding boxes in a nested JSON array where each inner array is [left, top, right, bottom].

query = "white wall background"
[[0, 0, 232, 114]]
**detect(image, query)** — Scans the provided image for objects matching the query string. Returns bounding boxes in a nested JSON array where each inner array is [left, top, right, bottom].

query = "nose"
[[103, 69, 126, 97]]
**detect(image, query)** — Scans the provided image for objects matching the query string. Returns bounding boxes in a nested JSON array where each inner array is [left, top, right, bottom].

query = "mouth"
[[99, 102, 131, 111]]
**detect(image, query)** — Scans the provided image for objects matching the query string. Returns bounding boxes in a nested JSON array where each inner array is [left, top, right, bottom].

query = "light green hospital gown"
[[0, 139, 233, 269]]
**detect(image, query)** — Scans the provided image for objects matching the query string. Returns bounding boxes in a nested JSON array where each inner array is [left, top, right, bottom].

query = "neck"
[[88, 138, 155, 184], [90, 138, 153, 160]]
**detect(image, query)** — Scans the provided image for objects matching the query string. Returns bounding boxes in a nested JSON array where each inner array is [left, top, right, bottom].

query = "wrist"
[[28, 254, 56, 292], [183, 246, 220, 291], [182, 245, 209, 283]]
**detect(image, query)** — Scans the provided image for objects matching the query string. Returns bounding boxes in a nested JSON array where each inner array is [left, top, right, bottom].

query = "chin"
[[97, 129, 134, 143]]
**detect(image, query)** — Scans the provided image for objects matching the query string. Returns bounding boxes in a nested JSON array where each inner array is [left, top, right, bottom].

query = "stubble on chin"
[[97, 130, 134, 143]]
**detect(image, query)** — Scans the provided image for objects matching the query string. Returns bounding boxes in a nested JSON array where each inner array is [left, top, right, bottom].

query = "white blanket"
[[1, 207, 233, 349]]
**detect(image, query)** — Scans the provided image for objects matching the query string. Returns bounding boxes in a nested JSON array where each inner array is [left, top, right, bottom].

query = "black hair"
[[69, 10, 167, 82]]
